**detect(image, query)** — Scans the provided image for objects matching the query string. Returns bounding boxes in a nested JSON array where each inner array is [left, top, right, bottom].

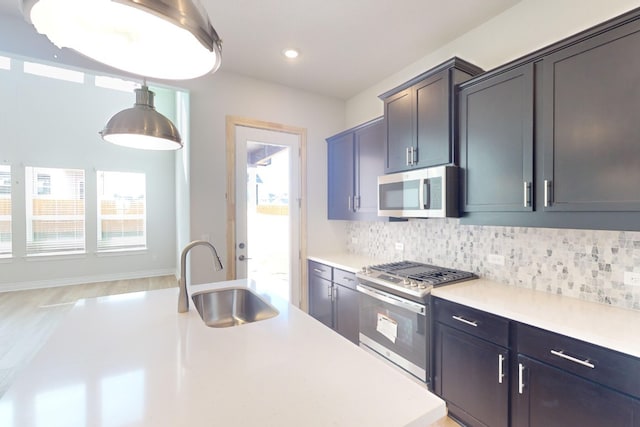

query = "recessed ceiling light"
[[283, 49, 300, 59]]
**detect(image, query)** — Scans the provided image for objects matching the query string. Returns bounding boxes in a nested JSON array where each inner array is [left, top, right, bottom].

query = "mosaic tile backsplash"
[[346, 219, 640, 311]]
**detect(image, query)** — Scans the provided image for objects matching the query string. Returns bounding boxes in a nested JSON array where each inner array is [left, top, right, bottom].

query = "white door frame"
[[225, 116, 308, 309]]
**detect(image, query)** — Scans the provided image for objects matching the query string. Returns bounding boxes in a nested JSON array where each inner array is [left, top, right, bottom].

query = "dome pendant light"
[[99, 84, 182, 150], [22, 0, 222, 80]]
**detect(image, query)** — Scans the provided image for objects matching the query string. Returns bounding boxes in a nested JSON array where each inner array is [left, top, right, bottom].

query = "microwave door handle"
[[423, 179, 430, 209]]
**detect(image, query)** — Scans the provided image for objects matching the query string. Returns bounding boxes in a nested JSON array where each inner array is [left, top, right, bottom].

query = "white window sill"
[[95, 248, 148, 257], [24, 252, 87, 262]]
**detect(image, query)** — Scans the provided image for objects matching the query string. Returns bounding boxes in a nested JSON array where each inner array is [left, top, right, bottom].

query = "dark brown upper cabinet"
[[327, 117, 384, 221], [460, 7, 640, 231], [541, 18, 640, 213], [459, 64, 534, 213], [379, 58, 483, 174]]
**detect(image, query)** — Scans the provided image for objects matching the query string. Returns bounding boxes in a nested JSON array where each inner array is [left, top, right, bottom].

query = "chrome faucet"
[[178, 240, 224, 313]]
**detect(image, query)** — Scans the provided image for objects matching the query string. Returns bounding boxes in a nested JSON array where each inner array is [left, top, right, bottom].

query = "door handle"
[[518, 363, 525, 394], [544, 179, 552, 207], [238, 255, 251, 261], [523, 181, 531, 207]]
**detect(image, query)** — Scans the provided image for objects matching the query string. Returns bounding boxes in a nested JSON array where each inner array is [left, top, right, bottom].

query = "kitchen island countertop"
[[0, 279, 445, 427]]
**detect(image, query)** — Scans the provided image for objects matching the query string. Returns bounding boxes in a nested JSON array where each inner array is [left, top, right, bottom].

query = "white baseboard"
[[0, 269, 178, 292]]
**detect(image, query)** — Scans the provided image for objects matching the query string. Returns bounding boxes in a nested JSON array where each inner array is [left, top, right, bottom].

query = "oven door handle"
[[356, 284, 426, 316]]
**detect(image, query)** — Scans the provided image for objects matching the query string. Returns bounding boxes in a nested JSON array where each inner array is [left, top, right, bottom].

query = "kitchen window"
[[25, 166, 85, 255], [0, 165, 11, 256], [97, 171, 146, 252]]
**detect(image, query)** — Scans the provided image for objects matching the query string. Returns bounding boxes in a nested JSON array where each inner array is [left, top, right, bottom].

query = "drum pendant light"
[[99, 85, 182, 150], [22, 0, 222, 80]]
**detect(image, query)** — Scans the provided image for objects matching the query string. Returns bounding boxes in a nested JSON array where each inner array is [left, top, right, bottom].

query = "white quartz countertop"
[[432, 279, 640, 359], [308, 253, 385, 273], [0, 279, 445, 427]]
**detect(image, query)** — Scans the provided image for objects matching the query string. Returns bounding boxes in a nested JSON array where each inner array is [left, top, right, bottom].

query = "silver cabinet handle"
[[544, 179, 552, 207], [452, 315, 478, 327], [518, 363, 525, 394], [550, 349, 595, 369], [327, 284, 333, 299], [348, 196, 352, 211], [331, 285, 337, 302], [313, 268, 324, 274], [523, 181, 531, 207], [412, 146, 417, 164], [355, 195, 361, 210], [498, 354, 505, 384], [406, 147, 411, 166]]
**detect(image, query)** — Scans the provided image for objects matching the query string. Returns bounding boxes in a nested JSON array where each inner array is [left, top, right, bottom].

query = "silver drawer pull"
[[313, 268, 324, 274], [452, 315, 478, 327], [550, 349, 595, 369]]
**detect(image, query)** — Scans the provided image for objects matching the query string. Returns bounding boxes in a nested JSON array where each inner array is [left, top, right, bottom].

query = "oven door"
[[357, 283, 428, 382]]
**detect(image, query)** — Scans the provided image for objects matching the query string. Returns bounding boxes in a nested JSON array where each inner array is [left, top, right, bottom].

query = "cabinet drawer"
[[517, 323, 640, 399], [434, 298, 509, 347], [308, 261, 332, 281], [333, 268, 357, 290]]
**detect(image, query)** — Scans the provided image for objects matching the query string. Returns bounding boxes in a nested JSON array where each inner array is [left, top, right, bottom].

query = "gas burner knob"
[[410, 281, 419, 288], [418, 284, 427, 289], [402, 278, 410, 286]]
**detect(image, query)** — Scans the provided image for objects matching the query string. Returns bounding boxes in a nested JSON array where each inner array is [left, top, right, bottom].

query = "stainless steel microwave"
[[377, 165, 459, 218]]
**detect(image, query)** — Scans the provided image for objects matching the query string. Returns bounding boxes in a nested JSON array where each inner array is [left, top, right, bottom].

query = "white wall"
[[346, 0, 640, 127], [0, 57, 177, 290], [179, 70, 346, 284]]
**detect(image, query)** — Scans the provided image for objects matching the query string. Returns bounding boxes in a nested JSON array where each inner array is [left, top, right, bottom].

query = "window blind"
[[97, 171, 146, 251], [25, 166, 85, 255], [0, 165, 11, 256]]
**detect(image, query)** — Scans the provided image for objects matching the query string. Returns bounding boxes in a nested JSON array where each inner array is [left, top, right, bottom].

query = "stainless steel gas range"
[[356, 261, 476, 384]]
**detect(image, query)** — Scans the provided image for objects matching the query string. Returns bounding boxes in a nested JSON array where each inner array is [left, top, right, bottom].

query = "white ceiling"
[[0, 0, 522, 99]]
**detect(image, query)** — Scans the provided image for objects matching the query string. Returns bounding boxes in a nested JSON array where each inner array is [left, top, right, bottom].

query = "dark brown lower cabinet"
[[434, 323, 509, 427], [308, 260, 359, 345], [433, 298, 640, 427], [308, 273, 333, 329], [333, 283, 359, 345], [514, 355, 640, 427]]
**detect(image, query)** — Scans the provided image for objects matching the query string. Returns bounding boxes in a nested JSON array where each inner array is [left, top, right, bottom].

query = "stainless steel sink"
[[191, 287, 279, 328]]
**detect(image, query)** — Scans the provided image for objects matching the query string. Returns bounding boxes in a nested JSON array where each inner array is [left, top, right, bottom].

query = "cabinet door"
[[354, 119, 384, 220], [415, 70, 450, 168], [434, 324, 509, 427], [308, 274, 333, 328], [333, 283, 359, 345], [514, 355, 638, 427], [460, 64, 534, 213], [384, 88, 414, 173], [542, 20, 640, 212], [327, 132, 355, 219]]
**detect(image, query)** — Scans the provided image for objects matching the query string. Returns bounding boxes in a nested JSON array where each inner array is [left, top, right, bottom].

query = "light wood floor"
[[0, 275, 178, 399], [0, 276, 461, 426]]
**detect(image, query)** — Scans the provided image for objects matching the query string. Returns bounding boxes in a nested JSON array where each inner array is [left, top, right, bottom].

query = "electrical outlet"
[[487, 254, 505, 266], [624, 272, 640, 286], [395, 242, 404, 251]]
